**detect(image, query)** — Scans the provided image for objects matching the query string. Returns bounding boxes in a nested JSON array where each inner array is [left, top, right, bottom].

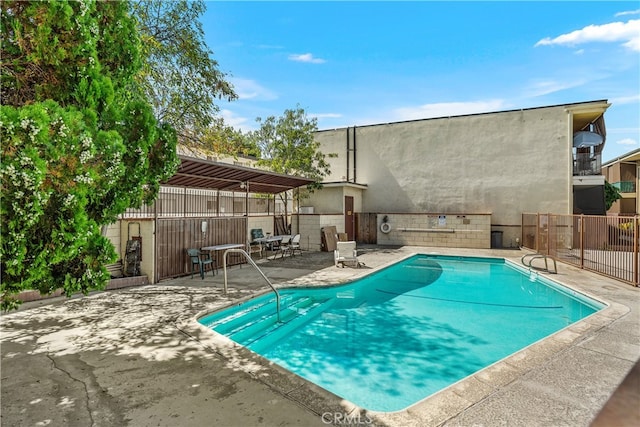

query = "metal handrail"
[[222, 248, 281, 322], [521, 253, 557, 274]]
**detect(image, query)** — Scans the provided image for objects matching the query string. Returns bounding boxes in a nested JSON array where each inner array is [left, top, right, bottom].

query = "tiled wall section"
[[377, 213, 492, 249], [248, 216, 276, 237], [292, 214, 344, 251]]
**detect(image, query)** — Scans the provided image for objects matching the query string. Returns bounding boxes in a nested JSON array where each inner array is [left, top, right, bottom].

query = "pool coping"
[[179, 246, 638, 426]]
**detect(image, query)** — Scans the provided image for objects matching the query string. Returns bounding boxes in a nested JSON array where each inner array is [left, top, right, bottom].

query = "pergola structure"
[[118, 155, 318, 282], [163, 155, 315, 194]]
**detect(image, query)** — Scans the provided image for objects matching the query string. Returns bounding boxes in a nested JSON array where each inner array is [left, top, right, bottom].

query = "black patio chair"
[[187, 248, 215, 279]]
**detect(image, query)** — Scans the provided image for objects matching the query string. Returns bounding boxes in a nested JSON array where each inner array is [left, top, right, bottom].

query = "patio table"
[[201, 243, 245, 252], [254, 235, 289, 252], [201, 243, 245, 270]]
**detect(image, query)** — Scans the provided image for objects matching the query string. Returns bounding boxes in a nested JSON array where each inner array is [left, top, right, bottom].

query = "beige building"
[[602, 148, 640, 215], [303, 100, 610, 249]]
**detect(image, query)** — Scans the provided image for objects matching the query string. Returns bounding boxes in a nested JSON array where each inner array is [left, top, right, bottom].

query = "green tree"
[[1, 0, 178, 311], [604, 180, 622, 211], [250, 106, 335, 212], [192, 117, 260, 159], [131, 0, 237, 142]]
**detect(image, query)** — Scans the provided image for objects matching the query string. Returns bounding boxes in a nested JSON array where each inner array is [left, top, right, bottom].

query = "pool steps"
[[202, 295, 332, 352]]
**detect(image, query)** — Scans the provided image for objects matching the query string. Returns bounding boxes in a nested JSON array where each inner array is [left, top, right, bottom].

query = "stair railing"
[[222, 248, 281, 322], [521, 253, 558, 274]]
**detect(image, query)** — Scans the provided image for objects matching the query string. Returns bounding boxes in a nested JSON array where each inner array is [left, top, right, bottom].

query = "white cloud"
[[220, 109, 252, 131], [615, 10, 640, 17], [288, 53, 326, 64], [392, 100, 507, 121], [525, 77, 588, 97], [229, 78, 277, 101], [610, 94, 640, 105], [616, 138, 638, 146], [535, 19, 640, 52]]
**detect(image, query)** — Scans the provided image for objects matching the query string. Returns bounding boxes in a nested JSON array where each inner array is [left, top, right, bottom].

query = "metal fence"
[[155, 216, 247, 281], [122, 186, 285, 218], [522, 213, 639, 286]]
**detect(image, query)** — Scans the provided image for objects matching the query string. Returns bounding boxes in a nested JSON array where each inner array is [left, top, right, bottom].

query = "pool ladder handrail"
[[521, 253, 557, 274], [222, 248, 281, 323]]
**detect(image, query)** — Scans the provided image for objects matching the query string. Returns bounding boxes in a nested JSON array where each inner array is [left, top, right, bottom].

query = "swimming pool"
[[198, 255, 604, 412]]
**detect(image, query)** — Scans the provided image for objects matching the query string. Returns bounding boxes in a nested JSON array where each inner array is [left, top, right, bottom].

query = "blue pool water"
[[198, 255, 604, 412]]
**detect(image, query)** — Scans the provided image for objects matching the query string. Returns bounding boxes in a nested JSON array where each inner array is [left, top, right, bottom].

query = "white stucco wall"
[[315, 105, 573, 228], [305, 186, 343, 214], [302, 184, 365, 216], [120, 220, 154, 282]]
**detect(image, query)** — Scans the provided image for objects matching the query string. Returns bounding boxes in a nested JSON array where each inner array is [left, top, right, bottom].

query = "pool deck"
[[1, 246, 638, 427]]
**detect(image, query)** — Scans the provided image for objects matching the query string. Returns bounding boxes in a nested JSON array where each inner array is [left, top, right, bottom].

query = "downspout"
[[346, 127, 350, 182], [353, 126, 357, 182]]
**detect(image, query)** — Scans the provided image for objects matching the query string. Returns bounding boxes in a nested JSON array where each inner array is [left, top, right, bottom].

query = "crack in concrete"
[[46, 353, 95, 427]]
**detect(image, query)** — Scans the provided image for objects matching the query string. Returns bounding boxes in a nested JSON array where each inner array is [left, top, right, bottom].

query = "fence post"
[[547, 213, 551, 256], [634, 216, 638, 286], [580, 214, 585, 269], [535, 213, 540, 252]]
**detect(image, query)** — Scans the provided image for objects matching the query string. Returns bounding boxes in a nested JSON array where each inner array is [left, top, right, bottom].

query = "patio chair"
[[250, 228, 265, 243], [334, 241, 359, 268], [290, 234, 302, 256], [187, 248, 215, 279], [248, 240, 263, 259], [274, 235, 292, 259]]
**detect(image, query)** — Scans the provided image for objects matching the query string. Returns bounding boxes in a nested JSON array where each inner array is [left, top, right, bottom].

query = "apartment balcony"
[[573, 152, 601, 176], [612, 181, 636, 194]]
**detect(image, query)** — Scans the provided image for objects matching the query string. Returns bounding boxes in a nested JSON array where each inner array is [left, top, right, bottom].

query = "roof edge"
[[316, 99, 610, 133]]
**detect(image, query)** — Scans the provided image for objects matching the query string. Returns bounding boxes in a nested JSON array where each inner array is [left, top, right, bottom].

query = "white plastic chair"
[[290, 234, 302, 256], [275, 235, 292, 259], [334, 241, 358, 268]]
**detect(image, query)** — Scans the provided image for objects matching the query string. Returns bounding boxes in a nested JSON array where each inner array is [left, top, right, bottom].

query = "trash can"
[[491, 231, 503, 249]]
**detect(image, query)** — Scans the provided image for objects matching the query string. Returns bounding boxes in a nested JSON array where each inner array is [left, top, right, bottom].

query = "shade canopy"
[[573, 131, 604, 148], [162, 155, 315, 194]]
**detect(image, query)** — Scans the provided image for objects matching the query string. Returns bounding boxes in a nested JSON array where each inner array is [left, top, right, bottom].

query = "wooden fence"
[[522, 213, 639, 286], [355, 213, 378, 244]]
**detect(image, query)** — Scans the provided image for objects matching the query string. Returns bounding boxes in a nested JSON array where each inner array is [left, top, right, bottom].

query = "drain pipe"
[[353, 126, 356, 182], [346, 127, 350, 182]]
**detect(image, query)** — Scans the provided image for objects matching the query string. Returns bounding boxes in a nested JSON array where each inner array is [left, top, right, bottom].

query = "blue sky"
[[202, 1, 639, 162]]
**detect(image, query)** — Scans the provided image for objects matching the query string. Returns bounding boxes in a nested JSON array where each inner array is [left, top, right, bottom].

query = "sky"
[[202, 1, 640, 163]]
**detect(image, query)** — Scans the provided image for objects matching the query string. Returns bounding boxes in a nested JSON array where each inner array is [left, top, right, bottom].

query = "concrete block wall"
[[377, 213, 491, 249], [247, 216, 275, 237], [292, 213, 344, 251]]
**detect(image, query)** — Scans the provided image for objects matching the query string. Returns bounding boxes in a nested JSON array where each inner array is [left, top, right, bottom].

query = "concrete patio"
[[1, 246, 638, 426]]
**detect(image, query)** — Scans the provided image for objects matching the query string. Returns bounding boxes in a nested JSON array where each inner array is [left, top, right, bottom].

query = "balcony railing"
[[612, 181, 636, 193], [573, 152, 601, 176]]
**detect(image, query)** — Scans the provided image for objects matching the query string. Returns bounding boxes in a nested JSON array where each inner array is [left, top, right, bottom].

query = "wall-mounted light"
[[240, 181, 248, 190]]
